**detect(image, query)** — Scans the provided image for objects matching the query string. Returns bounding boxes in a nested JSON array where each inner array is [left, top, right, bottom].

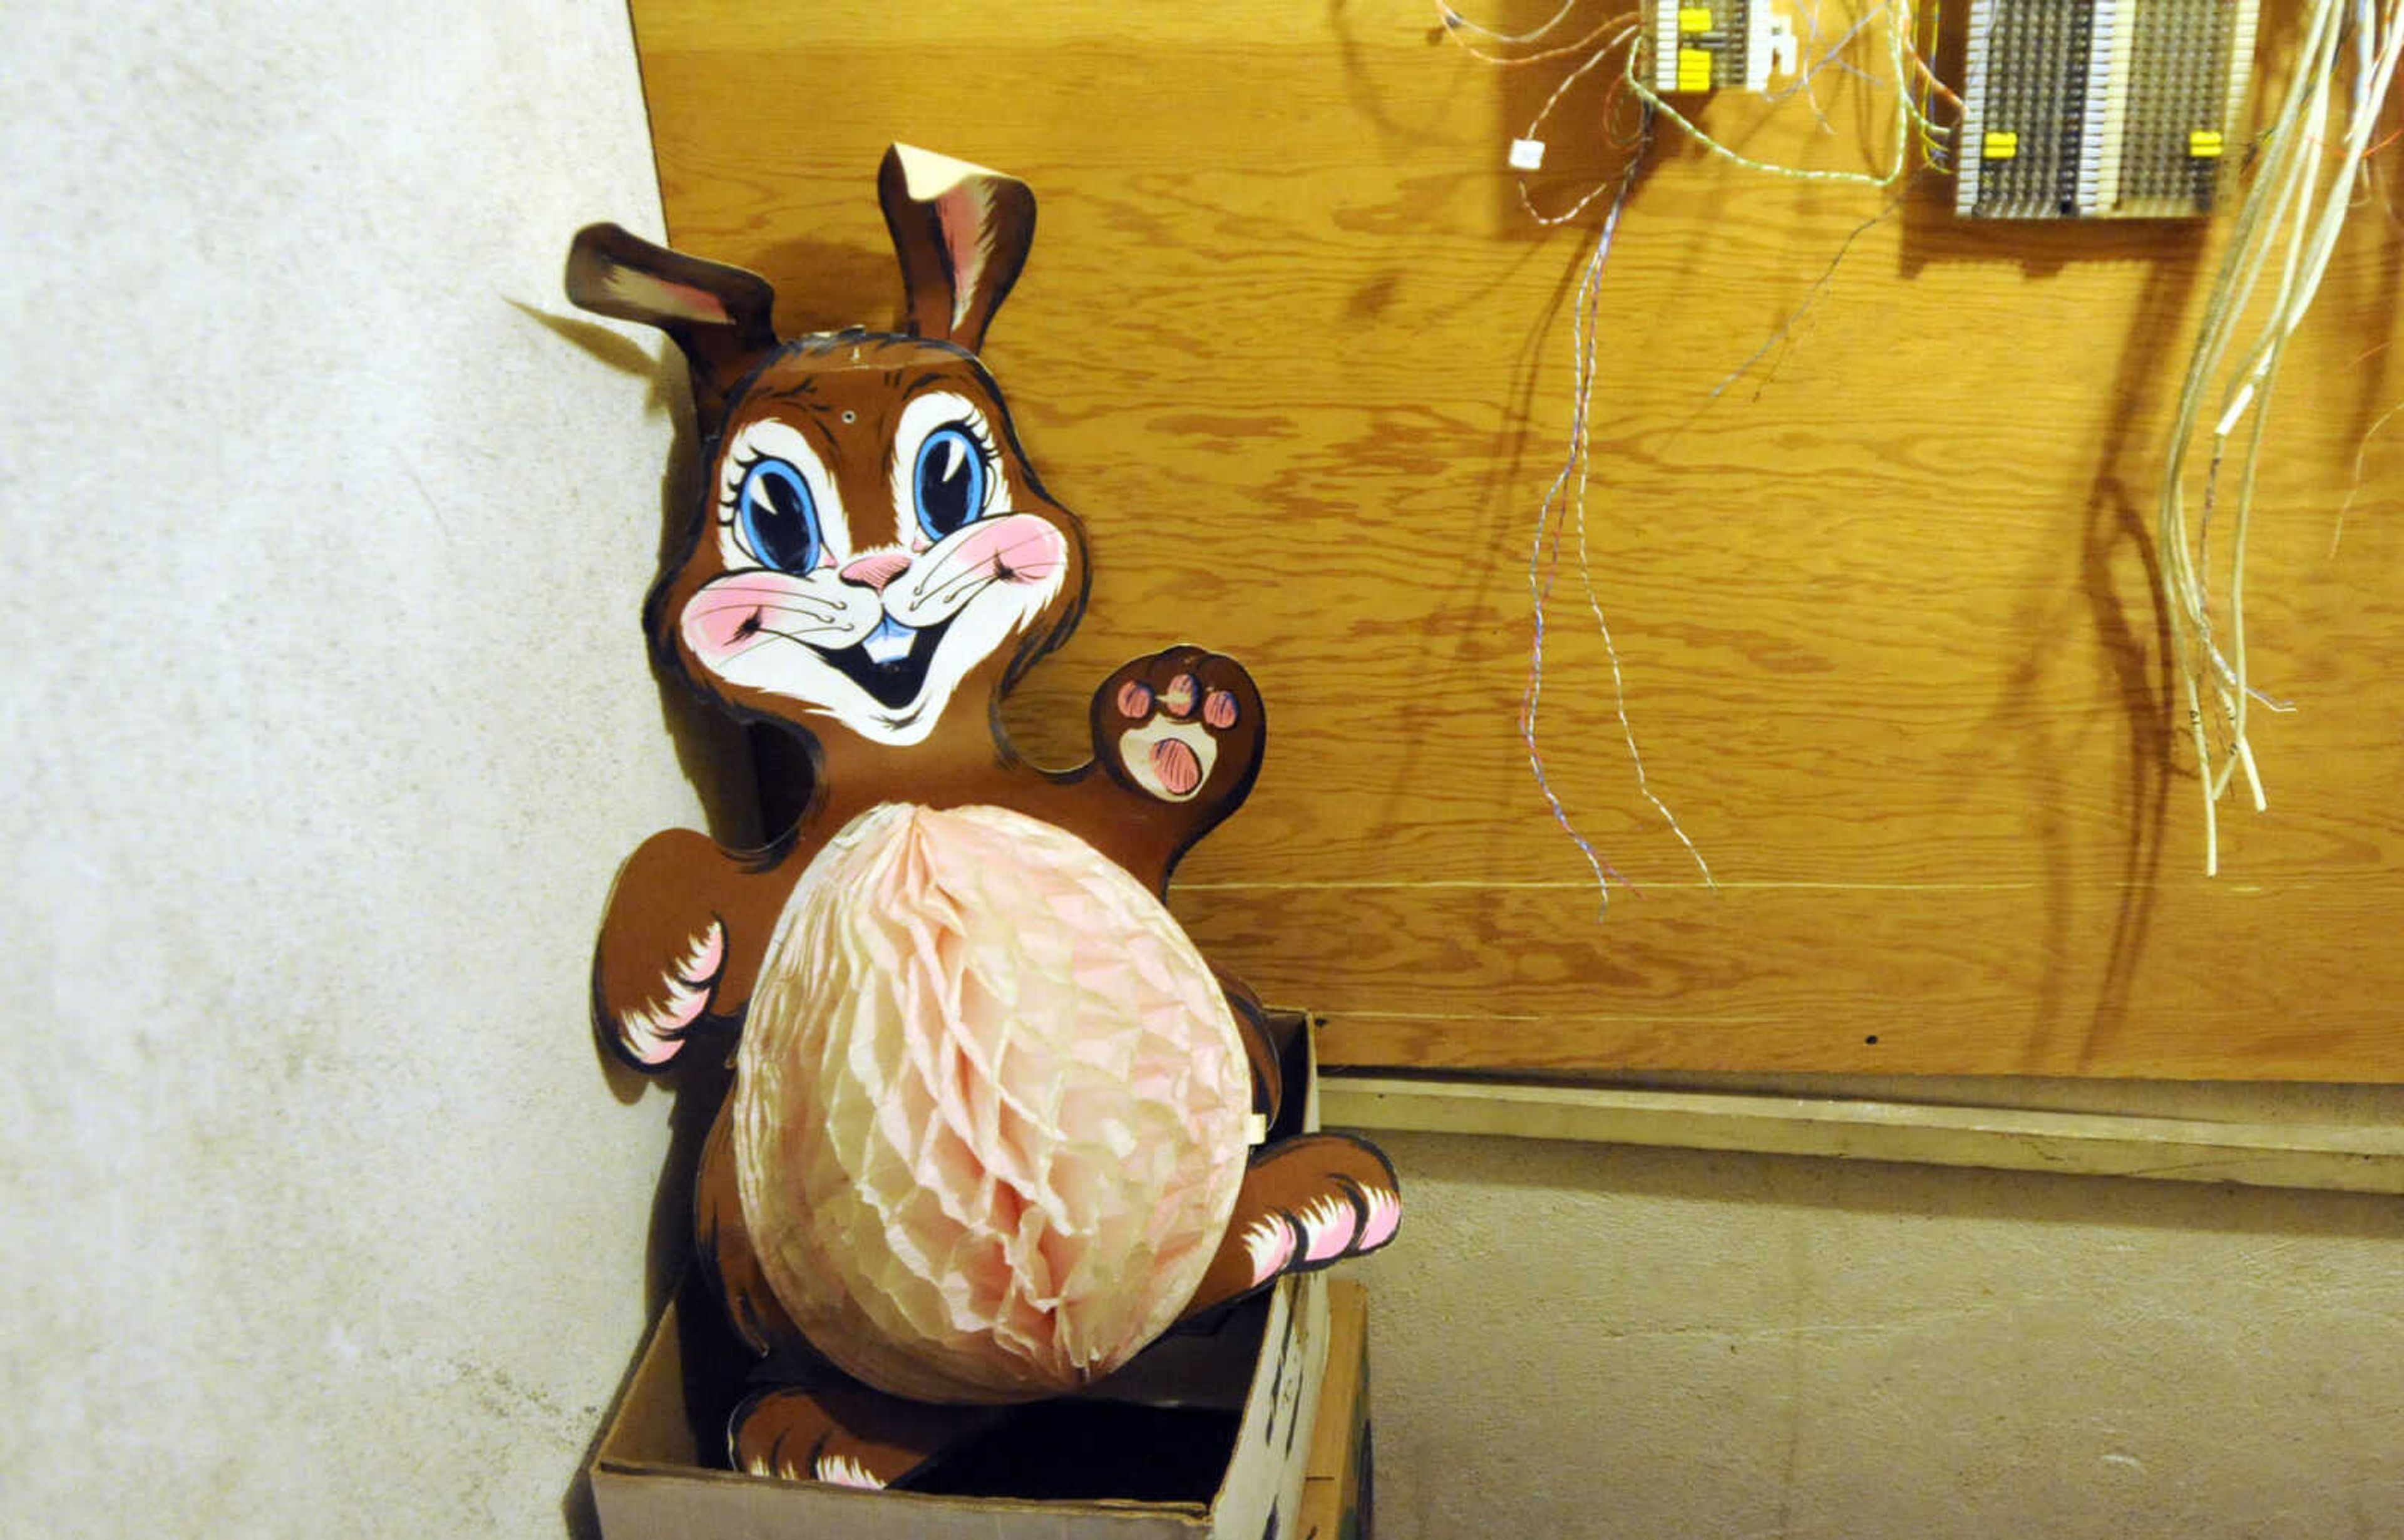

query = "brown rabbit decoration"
[[569, 145, 1399, 1490]]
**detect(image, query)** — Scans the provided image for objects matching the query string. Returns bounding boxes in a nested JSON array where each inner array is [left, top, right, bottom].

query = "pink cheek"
[[687, 603, 759, 662], [1012, 519, 1069, 582], [681, 580, 797, 665], [955, 513, 1069, 583], [687, 598, 759, 658]]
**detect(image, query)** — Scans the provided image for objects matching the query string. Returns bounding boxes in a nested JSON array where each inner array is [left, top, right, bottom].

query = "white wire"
[[2157, 0, 2403, 872], [1439, 0, 1584, 46]]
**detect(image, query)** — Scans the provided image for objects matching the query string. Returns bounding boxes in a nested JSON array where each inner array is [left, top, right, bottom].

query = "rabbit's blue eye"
[[913, 426, 988, 542], [736, 458, 822, 573]]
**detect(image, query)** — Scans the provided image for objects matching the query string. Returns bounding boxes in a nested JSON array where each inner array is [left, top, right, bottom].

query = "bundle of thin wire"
[[1447, 0, 1956, 203], [1619, 0, 1954, 190], [1440, 0, 1957, 911], [1441, 4, 1697, 910], [2156, 0, 2404, 875]]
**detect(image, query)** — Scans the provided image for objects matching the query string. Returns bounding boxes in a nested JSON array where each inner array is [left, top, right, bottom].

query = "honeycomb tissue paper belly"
[[732, 801, 1253, 1404]]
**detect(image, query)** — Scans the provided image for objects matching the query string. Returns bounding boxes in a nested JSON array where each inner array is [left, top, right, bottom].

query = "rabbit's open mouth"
[[814, 616, 955, 709]]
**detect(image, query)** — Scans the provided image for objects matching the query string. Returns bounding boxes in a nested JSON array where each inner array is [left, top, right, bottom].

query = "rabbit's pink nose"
[[838, 552, 912, 592]]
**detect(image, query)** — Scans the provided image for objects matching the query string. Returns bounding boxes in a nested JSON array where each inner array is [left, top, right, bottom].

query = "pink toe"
[[1159, 674, 1198, 718], [1298, 1195, 1360, 1263], [1358, 1188, 1402, 1251], [815, 1452, 886, 1490], [620, 1009, 686, 1067], [1203, 689, 1238, 729], [1243, 1215, 1298, 1286], [679, 922, 725, 985], [1117, 680, 1154, 717]]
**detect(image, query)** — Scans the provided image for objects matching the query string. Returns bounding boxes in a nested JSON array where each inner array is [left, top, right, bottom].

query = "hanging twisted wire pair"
[[1439, 0, 1963, 912], [1439, 3, 1710, 914], [2157, 0, 2404, 874]]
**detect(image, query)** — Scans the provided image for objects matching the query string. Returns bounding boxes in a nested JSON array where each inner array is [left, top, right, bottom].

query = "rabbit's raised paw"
[[1093, 647, 1263, 808]]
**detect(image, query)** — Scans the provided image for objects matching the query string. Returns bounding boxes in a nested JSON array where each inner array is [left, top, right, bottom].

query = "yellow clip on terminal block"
[[2189, 129, 2225, 158], [1678, 6, 1714, 31], [1983, 130, 2020, 160], [1677, 46, 1714, 91]]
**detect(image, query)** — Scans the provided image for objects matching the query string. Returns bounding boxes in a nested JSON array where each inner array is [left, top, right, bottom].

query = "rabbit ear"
[[878, 144, 1036, 355], [565, 223, 779, 431]]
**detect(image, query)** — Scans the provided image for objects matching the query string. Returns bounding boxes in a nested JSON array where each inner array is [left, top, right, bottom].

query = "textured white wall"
[[0, 5, 709, 1536], [1359, 1131, 2404, 1540]]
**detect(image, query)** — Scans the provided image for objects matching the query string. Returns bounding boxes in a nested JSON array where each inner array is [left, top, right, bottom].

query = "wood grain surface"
[[626, 0, 2404, 1079]]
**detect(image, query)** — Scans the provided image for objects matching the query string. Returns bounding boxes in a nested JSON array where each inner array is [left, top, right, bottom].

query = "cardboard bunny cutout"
[[569, 145, 1399, 1491]]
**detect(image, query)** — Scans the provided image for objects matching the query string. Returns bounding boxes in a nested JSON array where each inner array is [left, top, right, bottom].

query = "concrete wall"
[[1358, 1130, 2404, 1540], [1, 5, 713, 1535]]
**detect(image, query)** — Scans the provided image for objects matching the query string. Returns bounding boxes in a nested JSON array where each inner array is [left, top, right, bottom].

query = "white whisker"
[[724, 622, 850, 662], [912, 542, 979, 595], [935, 572, 998, 608], [722, 601, 843, 628], [690, 590, 845, 627]]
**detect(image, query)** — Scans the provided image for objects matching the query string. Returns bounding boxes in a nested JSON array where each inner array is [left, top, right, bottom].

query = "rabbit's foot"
[[1179, 1134, 1401, 1321], [1093, 646, 1263, 808], [730, 1381, 1002, 1489]]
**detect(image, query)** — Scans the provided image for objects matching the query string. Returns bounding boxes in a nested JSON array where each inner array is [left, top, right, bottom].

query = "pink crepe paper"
[[732, 803, 1253, 1404]]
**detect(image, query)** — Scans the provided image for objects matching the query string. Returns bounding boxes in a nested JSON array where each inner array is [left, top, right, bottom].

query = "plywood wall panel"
[[629, 0, 2404, 1078]]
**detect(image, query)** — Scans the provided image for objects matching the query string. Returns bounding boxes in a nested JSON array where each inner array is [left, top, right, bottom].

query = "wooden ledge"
[[1321, 1075, 2404, 1196]]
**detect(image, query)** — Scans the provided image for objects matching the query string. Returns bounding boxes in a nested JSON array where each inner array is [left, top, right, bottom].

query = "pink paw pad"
[[1116, 680, 1154, 717], [1151, 739, 1203, 797], [1203, 689, 1239, 729], [1158, 674, 1198, 718]]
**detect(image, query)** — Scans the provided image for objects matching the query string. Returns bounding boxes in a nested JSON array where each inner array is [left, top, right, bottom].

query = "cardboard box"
[[590, 1275, 1328, 1539], [587, 1012, 1337, 1539], [1297, 1281, 1373, 1540]]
